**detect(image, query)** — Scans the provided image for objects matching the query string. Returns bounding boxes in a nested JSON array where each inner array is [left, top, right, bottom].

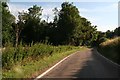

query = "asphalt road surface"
[[40, 48, 120, 78]]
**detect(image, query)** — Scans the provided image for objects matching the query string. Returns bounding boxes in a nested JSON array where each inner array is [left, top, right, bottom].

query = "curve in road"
[[35, 48, 120, 78]]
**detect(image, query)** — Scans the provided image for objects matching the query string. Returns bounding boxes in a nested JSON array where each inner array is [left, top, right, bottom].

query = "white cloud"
[[10, 0, 119, 2], [97, 24, 117, 32], [8, 2, 118, 31], [78, 3, 118, 13], [97, 3, 117, 12], [8, 3, 61, 22], [8, 3, 29, 20], [41, 3, 61, 22], [78, 3, 118, 31], [112, 3, 118, 8], [42, 7, 61, 22], [41, 8, 54, 22], [78, 8, 88, 12]]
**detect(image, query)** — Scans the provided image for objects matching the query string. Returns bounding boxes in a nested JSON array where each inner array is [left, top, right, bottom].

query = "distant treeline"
[[2, 2, 120, 47]]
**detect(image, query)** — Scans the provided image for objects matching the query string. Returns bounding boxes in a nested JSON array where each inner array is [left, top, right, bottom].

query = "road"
[[37, 48, 120, 78]]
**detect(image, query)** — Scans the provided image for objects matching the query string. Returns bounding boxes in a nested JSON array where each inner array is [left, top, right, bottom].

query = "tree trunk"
[[15, 26, 19, 47]]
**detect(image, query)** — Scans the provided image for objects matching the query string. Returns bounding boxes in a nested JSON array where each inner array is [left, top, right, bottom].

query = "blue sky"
[[10, 0, 119, 2], [8, 0, 119, 32]]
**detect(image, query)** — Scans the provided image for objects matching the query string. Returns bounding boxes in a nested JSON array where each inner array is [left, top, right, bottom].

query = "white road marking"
[[96, 49, 120, 67], [34, 51, 79, 80]]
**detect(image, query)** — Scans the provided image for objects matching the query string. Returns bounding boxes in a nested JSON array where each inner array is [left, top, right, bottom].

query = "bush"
[[2, 43, 78, 69], [98, 37, 120, 64]]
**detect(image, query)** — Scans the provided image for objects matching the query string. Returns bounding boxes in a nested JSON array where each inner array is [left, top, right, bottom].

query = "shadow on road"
[[71, 48, 120, 78]]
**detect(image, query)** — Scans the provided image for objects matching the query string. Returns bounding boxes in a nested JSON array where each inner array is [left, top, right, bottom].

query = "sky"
[[7, 0, 119, 32], [9, 0, 119, 2]]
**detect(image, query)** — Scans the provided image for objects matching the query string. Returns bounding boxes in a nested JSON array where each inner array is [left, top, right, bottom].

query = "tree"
[[55, 2, 81, 45], [2, 2, 102, 47], [95, 31, 107, 46], [20, 5, 43, 43], [12, 12, 25, 47], [51, 2, 98, 46], [105, 30, 114, 38], [114, 26, 120, 37], [71, 17, 97, 46], [52, 7, 59, 25], [2, 2, 15, 46]]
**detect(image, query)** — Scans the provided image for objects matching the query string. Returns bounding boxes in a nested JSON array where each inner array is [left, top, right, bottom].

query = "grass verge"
[[3, 46, 87, 78], [97, 37, 120, 65]]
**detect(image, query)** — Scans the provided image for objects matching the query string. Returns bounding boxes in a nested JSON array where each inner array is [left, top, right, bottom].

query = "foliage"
[[114, 26, 120, 36], [49, 2, 98, 46], [2, 2, 15, 46], [105, 26, 120, 39], [94, 31, 107, 46], [2, 2, 120, 78], [20, 5, 43, 44], [98, 37, 120, 64], [3, 47, 83, 78], [2, 2, 119, 47], [2, 43, 78, 69]]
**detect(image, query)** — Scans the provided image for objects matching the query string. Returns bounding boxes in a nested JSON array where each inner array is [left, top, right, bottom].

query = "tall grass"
[[2, 43, 82, 78], [98, 37, 120, 64], [2, 43, 78, 69]]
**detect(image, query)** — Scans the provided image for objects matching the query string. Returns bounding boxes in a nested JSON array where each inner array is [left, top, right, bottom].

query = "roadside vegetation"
[[97, 26, 120, 65], [98, 37, 120, 65], [2, 43, 79, 69], [2, 43, 87, 78], [1, 1, 120, 78]]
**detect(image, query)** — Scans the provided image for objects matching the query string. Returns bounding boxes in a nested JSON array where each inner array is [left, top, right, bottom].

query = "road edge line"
[[34, 51, 79, 80], [95, 49, 120, 67]]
